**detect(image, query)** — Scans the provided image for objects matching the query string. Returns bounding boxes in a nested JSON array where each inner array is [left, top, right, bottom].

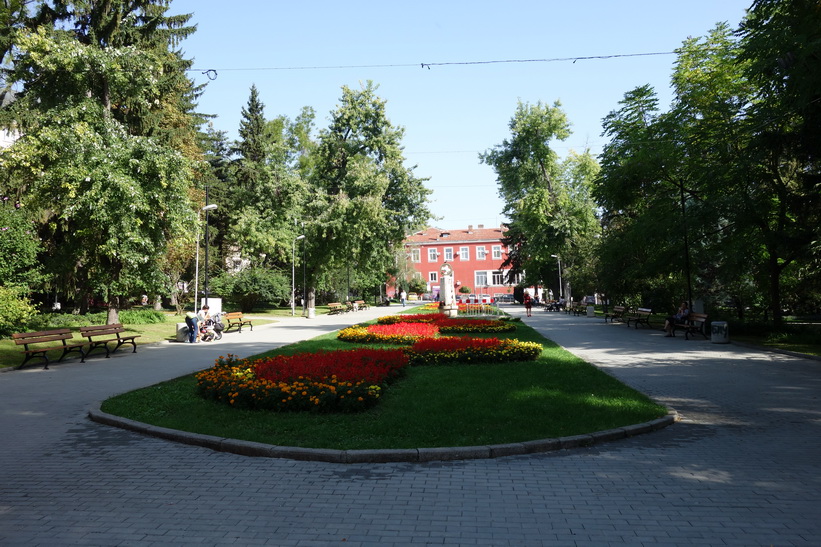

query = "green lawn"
[[100, 322, 669, 450], [0, 313, 273, 370]]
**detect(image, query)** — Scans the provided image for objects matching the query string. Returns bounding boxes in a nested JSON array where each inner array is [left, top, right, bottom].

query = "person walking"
[[400, 290, 407, 307], [524, 294, 533, 317]]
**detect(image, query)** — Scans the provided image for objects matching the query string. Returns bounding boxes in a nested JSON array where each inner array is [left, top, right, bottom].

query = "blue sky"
[[173, 0, 752, 229]]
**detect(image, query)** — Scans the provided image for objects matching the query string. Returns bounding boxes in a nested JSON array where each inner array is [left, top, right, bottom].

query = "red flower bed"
[[253, 347, 408, 385], [367, 322, 439, 338]]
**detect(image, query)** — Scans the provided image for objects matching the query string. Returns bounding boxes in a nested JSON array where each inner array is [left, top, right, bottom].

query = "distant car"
[[407, 292, 419, 301]]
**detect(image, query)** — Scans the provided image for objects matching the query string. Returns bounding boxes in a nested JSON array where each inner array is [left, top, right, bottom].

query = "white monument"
[[440, 262, 458, 317]]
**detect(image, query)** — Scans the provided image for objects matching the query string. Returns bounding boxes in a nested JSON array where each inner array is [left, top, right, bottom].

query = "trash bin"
[[307, 308, 316, 319], [586, 305, 595, 317], [711, 321, 729, 344], [175, 322, 189, 342]]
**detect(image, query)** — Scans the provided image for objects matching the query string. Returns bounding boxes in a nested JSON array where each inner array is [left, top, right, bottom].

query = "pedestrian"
[[524, 294, 532, 317], [184, 311, 198, 343], [400, 290, 407, 307]]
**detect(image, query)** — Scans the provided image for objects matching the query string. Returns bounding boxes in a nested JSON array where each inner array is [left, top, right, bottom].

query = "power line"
[[191, 51, 675, 79]]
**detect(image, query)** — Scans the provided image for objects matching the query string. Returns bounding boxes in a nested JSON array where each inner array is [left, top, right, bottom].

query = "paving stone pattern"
[[1, 305, 820, 545]]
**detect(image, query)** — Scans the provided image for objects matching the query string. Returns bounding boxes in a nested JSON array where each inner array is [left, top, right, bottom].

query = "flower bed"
[[197, 324, 542, 413], [196, 350, 408, 412], [337, 322, 439, 344], [377, 314, 516, 333], [405, 337, 543, 366]]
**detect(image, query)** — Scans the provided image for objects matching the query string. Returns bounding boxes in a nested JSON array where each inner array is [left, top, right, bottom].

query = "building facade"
[[403, 224, 518, 299]]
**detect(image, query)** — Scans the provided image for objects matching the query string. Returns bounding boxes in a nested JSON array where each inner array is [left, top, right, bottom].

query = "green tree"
[[480, 100, 599, 301], [1, 28, 194, 322], [224, 87, 310, 268], [0, 201, 42, 288], [304, 81, 430, 307]]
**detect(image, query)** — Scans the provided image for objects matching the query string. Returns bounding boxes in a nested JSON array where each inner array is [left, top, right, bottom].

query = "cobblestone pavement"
[[1, 305, 820, 546]]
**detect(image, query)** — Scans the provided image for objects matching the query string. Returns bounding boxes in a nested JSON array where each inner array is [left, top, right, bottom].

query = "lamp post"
[[292, 234, 305, 316], [194, 203, 218, 311], [202, 203, 218, 308], [551, 254, 562, 300]]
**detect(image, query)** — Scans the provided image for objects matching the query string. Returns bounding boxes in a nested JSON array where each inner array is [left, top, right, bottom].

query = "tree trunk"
[[107, 296, 121, 325], [768, 253, 783, 329]]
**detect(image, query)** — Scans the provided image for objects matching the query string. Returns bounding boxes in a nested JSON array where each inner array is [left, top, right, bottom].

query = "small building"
[[402, 224, 519, 300]]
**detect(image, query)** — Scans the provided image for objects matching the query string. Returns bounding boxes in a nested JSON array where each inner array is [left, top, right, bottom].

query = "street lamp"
[[551, 254, 562, 300], [292, 234, 305, 316], [194, 203, 218, 311]]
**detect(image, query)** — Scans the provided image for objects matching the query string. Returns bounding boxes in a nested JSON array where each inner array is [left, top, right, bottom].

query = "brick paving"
[[1, 305, 820, 545]]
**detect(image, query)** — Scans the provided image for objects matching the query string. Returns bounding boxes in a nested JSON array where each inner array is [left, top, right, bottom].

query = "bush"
[[211, 267, 289, 312], [118, 309, 166, 324], [0, 285, 38, 335]]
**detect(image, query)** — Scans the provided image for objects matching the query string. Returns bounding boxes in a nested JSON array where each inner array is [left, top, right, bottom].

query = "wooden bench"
[[327, 303, 346, 315], [625, 307, 653, 329], [604, 305, 628, 323], [12, 329, 86, 370], [672, 312, 709, 340], [354, 300, 369, 310], [79, 323, 140, 360], [223, 312, 253, 333], [571, 302, 587, 316]]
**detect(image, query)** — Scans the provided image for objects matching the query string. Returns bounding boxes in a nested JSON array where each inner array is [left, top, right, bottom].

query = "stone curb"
[[87, 406, 679, 464]]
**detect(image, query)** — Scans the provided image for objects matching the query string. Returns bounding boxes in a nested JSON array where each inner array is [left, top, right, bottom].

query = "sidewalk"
[[1, 303, 819, 546]]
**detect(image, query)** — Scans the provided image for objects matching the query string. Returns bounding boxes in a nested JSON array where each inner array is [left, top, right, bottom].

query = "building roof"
[[405, 225, 507, 245]]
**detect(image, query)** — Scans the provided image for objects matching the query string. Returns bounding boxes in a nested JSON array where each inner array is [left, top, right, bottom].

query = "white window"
[[492, 245, 503, 260], [492, 271, 505, 285], [428, 248, 438, 262], [476, 246, 487, 260], [411, 249, 420, 263], [413, 271, 423, 280], [444, 247, 453, 261], [475, 271, 488, 287], [459, 247, 469, 260], [429, 271, 438, 283]]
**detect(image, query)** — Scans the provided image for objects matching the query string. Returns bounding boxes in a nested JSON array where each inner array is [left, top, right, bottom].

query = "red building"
[[403, 224, 518, 300]]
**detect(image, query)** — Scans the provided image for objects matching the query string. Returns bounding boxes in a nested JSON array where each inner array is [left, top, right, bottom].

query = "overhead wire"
[[191, 51, 676, 80]]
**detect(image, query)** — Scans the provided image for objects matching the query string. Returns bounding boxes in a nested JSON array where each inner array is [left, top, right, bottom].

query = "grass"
[[99, 321, 669, 450], [0, 312, 274, 370]]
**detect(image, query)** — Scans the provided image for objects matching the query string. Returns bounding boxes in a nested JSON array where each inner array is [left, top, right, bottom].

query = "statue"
[[440, 262, 458, 317]]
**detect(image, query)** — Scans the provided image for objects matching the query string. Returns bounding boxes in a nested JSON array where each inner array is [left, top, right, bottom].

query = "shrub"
[[118, 309, 166, 324], [210, 267, 289, 312], [0, 285, 38, 336]]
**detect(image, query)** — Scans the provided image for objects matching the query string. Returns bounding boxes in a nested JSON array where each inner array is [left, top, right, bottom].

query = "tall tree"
[[481, 100, 599, 300], [1, 2, 197, 321], [304, 81, 430, 307]]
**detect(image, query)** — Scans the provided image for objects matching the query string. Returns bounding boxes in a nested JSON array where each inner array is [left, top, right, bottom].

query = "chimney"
[[467, 225, 473, 231], [478, 224, 484, 229]]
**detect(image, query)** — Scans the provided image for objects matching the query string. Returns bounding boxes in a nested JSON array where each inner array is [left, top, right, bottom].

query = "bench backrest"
[[80, 323, 126, 339], [636, 308, 652, 315], [13, 329, 74, 346], [328, 303, 342, 307], [687, 313, 708, 324], [223, 312, 242, 319], [613, 305, 626, 313]]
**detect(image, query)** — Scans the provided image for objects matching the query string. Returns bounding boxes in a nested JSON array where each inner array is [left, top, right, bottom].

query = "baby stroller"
[[203, 312, 224, 341]]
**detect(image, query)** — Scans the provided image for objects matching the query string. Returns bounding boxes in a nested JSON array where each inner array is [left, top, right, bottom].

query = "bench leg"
[[18, 352, 50, 370]]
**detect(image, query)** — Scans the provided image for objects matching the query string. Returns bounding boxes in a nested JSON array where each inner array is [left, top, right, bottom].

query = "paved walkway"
[[1, 305, 820, 545]]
